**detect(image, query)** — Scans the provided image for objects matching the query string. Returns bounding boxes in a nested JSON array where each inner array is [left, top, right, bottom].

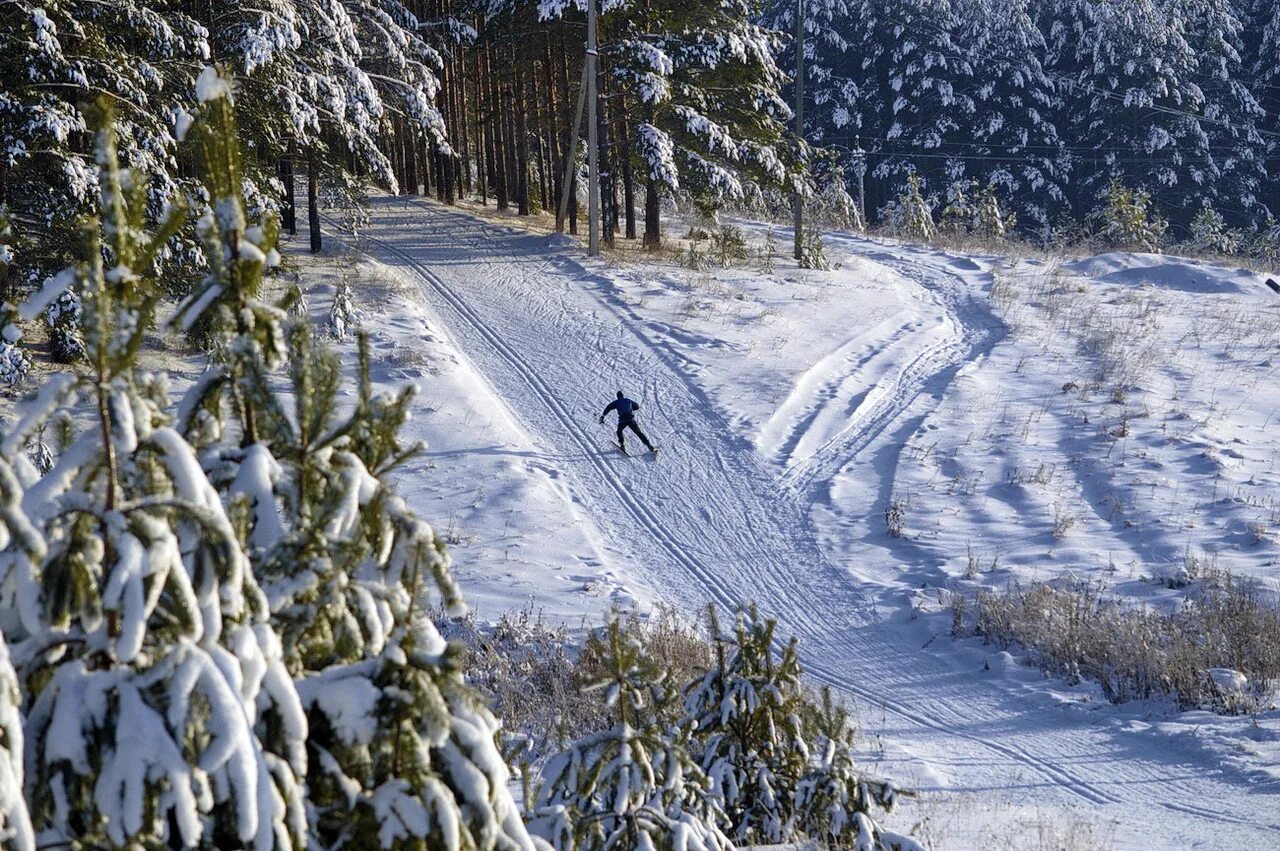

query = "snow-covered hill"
[[308, 196, 1280, 848]]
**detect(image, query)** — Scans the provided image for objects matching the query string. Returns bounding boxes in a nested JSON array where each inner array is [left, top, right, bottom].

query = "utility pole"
[[587, 0, 600, 256], [793, 0, 804, 260]]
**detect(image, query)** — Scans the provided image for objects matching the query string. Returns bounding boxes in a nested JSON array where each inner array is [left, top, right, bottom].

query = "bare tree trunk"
[[515, 54, 531, 216], [488, 43, 509, 210], [597, 53, 615, 246], [308, 150, 322, 253], [281, 140, 297, 235], [644, 181, 660, 249]]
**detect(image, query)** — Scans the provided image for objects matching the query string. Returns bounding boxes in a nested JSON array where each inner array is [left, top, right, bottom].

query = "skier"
[[600, 390, 657, 455]]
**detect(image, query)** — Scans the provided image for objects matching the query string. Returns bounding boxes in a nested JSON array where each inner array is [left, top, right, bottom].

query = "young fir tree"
[[530, 613, 732, 851], [899, 175, 936, 241], [793, 688, 920, 851], [940, 179, 977, 235], [682, 605, 810, 846], [1095, 178, 1167, 251], [1187, 205, 1241, 255], [0, 634, 33, 851], [974, 185, 1016, 240], [1, 103, 307, 850], [172, 69, 537, 851]]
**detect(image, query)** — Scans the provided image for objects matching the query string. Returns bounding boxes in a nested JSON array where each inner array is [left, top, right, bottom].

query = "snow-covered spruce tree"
[[45, 290, 86, 364], [898, 175, 936, 241], [769, 0, 971, 211], [2, 104, 307, 850], [1094, 178, 1167, 251], [330, 276, 358, 340], [199, 0, 456, 196], [950, 0, 1065, 230], [1171, 0, 1268, 228], [535, 0, 795, 247], [0, 1, 210, 295], [940, 179, 977, 236], [529, 613, 732, 851], [173, 72, 537, 850], [0, 634, 34, 851], [1187, 205, 1241, 256], [1240, 0, 1280, 216], [682, 605, 810, 845], [974, 185, 1015, 241], [794, 688, 920, 851], [1039, 0, 1262, 229]]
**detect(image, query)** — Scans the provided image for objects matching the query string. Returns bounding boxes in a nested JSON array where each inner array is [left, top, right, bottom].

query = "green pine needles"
[[0, 71, 538, 851]]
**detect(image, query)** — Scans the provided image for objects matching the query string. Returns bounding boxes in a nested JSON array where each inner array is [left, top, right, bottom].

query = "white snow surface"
[[305, 197, 1280, 848]]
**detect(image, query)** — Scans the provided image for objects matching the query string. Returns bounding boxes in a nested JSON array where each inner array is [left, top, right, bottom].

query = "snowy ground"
[[293, 196, 1280, 847]]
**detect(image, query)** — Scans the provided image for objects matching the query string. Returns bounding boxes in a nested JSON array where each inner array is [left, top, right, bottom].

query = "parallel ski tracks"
[[345, 201, 1279, 837], [781, 245, 1003, 501]]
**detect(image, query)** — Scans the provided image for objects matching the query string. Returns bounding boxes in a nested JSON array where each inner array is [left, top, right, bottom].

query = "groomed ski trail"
[[349, 196, 1280, 848]]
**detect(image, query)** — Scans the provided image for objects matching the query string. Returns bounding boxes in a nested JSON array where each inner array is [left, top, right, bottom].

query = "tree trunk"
[[308, 150, 322, 253], [644, 181, 660, 249], [488, 43, 508, 210], [281, 141, 296, 235], [474, 33, 488, 204], [597, 54, 615, 246], [515, 56, 531, 216], [544, 37, 564, 227]]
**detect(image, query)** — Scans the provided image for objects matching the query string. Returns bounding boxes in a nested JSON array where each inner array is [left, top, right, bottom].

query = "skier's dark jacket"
[[602, 396, 640, 423]]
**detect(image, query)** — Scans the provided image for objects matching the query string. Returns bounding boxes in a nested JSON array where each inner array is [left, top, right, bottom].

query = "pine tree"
[[530, 613, 732, 851], [682, 605, 811, 845], [0, 634, 33, 851], [3, 102, 306, 851], [940, 179, 977, 235], [173, 70, 537, 850], [0, 1, 209, 293], [537, 0, 795, 247], [974, 185, 1016, 240], [794, 688, 921, 851], [1095, 177, 1167, 251], [1187, 204, 1241, 255], [899, 174, 936, 241], [952, 0, 1064, 230]]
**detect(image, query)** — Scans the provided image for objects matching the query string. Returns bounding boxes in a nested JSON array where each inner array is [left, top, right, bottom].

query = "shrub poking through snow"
[[956, 576, 1280, 712], [1187, 205, 1242, 256], [1095, 178, 1167, 251], [800, 230, 832, 271], [710, 225, 749, 268], [330, 276, 358, 340], [529, 613, 733, 851]]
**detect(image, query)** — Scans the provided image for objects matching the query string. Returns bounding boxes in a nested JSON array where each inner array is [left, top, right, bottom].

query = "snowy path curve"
[[348, 198, 1280, 848], [779, 241, 1003, 502]]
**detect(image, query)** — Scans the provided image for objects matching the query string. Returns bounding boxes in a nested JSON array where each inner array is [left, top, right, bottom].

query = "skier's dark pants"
[[617, 419, 653, 451]]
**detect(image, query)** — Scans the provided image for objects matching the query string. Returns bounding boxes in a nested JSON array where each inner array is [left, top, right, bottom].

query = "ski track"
[[342, 198, 1280, 846]]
